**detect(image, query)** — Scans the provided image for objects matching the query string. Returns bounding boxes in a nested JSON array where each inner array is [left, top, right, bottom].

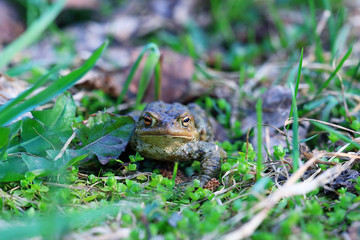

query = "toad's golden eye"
[[143, 115, 153, 126], [181, 115, 190, 127]]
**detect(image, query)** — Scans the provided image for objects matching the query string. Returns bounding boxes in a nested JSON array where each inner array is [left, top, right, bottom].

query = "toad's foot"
[[181, 141, 227, 186]]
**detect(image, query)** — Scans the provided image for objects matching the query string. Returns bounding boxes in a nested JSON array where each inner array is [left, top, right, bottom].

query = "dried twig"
[[54, 132, 76, 161]]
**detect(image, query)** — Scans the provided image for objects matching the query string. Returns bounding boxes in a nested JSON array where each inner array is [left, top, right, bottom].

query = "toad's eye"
[[143, 115, 153, 126], [181, 115, 190, 127]]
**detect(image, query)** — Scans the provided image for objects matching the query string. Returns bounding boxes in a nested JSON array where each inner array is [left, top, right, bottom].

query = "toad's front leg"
[[182, 142, 227, 186]]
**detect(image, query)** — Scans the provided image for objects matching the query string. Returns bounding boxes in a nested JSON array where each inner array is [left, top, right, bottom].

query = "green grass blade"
[[172, 161, 179, 184], [6, 56, 72, 76], [0, 0, 66, 70], [294, 48, 303, 97], [0, 40, 109, 126], [309, 0, 325, 62], [314, 33, 325, 63], [322, 0, 336, 56], [154, 61, 162, 101], [308, 0, 316, 34], [117, 50, 147, 105], [351, 60, 360, 80], [333, 25, 350, 58], [289, 48, 303, 119], [136, 51, 161, 106], [317, 46, 352, 94], [291, 83, 300, 172], [256, 98, 262, 180], [268, 3, 287, 48], [117, 43, 160, 105], [300, 134, 319, 143], [210, 0, 235, 44]]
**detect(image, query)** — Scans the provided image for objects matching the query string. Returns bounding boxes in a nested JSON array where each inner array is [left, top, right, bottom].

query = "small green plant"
[[273, 145, 287, 160]]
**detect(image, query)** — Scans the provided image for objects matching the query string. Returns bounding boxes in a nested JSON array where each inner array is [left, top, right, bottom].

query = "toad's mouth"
[[138, 132, 194, 140]]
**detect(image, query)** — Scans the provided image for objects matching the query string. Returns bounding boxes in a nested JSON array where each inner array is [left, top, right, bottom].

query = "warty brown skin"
[[130, 101, 227, 185]]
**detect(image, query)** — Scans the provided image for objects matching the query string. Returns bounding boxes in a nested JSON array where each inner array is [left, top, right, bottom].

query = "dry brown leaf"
[[128, 48, 194, 102], [78, 47, 194, 103], [242, 86, 292, 132], [241, 86, 310, 158], [0, 73, 28, 105]]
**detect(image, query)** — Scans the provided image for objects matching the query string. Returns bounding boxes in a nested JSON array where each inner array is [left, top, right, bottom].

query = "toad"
[[130, 101, 227, 185]]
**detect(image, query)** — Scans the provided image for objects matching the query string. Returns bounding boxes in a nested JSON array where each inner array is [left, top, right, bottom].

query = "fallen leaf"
[[127, 48, 194, 102], [0, 73, 28, 105], [78, 47, 194, 103], [241, 86, 292, 132], [241, 86, 310, 158]]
